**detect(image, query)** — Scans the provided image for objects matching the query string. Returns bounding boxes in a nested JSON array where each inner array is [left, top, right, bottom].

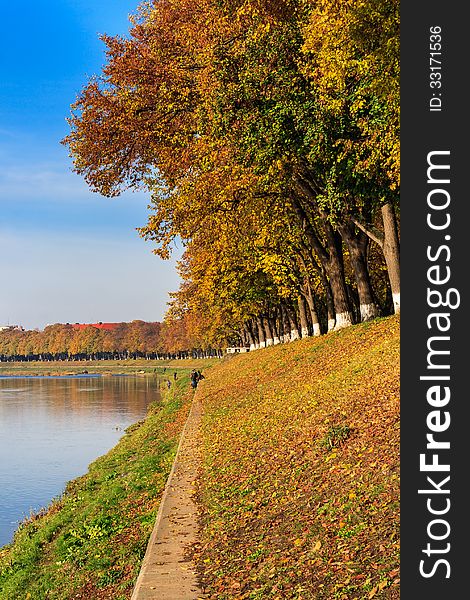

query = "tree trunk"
[[290, 196, 353, 330], [298, 251, 322, 336], [241, 327, 250, 348], [302, 283, 321, 336], [339, 221, 380, 321], [352, 202, 400, 314], [298, 295, 310, 338], [263, 317, 274, 346], [382, 203, 401, 313], [302, 246, 334, 332], [275, 308, 284, 343], [246, 320, 258, 351], [287, 306, 300, 341], [256, 317, 267, 348], [242, 326, 252, 348], [320, 271, 336, 332], [280, 305, 291, 343], [324, 225, 354, 330], [270, 313, 281, 345]]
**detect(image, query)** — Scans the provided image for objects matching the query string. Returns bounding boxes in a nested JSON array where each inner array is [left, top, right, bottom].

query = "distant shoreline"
[[0, 357, 219, 378], [0, 373, 103, 379]]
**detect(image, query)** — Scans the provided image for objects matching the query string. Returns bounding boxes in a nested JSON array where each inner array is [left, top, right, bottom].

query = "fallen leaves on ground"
[[193, 316, 400, 599]]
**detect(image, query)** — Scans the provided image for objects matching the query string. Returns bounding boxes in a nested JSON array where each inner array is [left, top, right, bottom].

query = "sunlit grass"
[[0, 372, 194, 599], [1, 317, 400, 599], [0, 358, 217, 377]]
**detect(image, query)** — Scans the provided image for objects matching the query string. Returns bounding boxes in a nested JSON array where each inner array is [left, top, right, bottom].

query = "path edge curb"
[[130, 392, 200, 599]]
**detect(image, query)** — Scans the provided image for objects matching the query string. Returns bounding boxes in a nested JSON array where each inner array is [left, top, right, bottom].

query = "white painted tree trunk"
[[360, 303, 380, 322], [334, 312, 354, 331], [298, 295, 310, 340], [393, 293, 400, 313], [328, 318, 336, 332], [382, 203, 400, 314], [312, 322, 321, 337]]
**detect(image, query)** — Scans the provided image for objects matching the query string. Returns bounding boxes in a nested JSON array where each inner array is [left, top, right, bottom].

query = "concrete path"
[[131, 396, 204, 600]]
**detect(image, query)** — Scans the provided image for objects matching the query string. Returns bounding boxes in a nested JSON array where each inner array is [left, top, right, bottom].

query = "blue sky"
[[0, 0, 182, 330]]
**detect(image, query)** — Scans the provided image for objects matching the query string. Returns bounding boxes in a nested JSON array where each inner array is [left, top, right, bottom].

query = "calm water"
[[0, 375, 160, 547]]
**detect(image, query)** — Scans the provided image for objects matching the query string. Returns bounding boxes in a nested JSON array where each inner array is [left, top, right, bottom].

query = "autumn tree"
[[62, 0, 400, 349], [302, 0, 400, 311], [0, 322, 163, 360]]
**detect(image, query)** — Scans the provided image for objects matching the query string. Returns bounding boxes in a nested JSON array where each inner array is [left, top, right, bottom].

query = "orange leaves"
[[193, 315, 400, 598], [63, 0, 400, 356], [368, 578, 389, 597], [64, 0, 216, 199]]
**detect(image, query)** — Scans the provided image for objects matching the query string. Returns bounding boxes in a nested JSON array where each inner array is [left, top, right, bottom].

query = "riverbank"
[[0, 369, 198, 599], [0, 357, 219, 377], [0, 316, 399, 599]]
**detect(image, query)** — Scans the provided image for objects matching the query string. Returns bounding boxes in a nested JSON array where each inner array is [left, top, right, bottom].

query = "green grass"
[[0, 317, 400, 599], [0, 371, 195, 599], [0, 358, 217, 377]]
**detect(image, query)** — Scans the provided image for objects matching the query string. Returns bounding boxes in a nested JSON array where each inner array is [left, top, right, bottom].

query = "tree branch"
[[351, 216, 384, 248]]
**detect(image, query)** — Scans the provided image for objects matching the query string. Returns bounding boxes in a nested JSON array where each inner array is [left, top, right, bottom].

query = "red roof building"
[[71, 322, 121, 331]]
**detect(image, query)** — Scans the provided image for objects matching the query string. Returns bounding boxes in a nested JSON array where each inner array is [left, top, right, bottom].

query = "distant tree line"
[[0, 321, 190, 362]]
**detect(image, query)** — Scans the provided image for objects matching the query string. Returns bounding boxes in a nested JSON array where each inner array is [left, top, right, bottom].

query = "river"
[[0, 374, 160, 547]]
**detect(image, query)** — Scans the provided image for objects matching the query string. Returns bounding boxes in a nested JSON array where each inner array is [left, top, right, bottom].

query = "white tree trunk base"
[[334, 312, 354, 330], [273, 336, 280, 345], [360, 303, 380, 321], [312, 323, 321, 336], [259, 340, 266, 348], [249, 343, 256, 351], [328, 318, 336, 332], [301, 327, 310, 338], [265, 338, 273, 347], [290, 329, 300, 341], [393, 293, 401, 313]]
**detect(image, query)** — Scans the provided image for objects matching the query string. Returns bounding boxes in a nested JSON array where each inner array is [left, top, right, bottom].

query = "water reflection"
[[0, 375, 160, 547]]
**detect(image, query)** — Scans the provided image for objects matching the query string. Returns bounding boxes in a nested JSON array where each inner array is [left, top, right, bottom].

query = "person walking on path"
[[190, 369, 199, 389], [174, 371, 178, 381]]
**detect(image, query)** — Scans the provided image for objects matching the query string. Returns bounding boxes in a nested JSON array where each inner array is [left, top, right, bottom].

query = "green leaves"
[[321, 424, 352, 451]]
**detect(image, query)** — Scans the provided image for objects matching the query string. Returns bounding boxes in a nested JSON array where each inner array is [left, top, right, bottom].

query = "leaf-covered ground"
[[194, 315, 399, 599], [0, 320, 399, 599], [0, 371, 194, 600]]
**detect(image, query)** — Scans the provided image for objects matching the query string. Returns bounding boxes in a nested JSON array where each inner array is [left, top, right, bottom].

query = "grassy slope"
[[0, 318, 399, 599], [194, 315, 399, 600], [0, 373, 194, 600]]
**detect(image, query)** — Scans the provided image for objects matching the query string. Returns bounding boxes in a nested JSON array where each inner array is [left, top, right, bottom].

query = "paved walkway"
[[131, 396, 204, 600]]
